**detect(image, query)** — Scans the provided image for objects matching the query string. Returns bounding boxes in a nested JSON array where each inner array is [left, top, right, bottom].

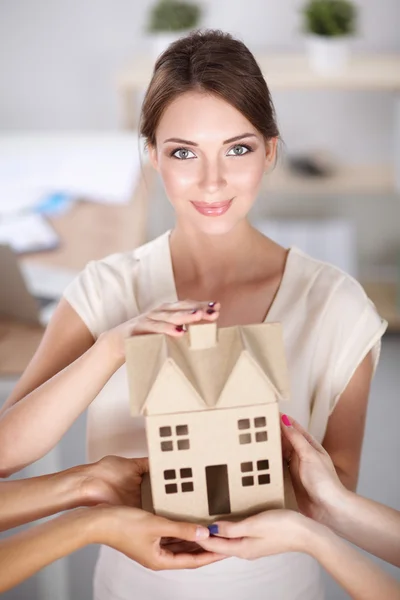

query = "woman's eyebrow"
[[163, 133, 257, 146], [223, 133, 257, 144]]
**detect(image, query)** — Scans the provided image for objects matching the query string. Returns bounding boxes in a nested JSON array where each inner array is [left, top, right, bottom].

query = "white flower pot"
[[306, 35, 350, 75], [151, 31, 190, 59]]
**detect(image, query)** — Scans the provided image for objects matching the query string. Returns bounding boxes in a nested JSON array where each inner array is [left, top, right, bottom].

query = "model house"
[[125, 321, 291, 524]]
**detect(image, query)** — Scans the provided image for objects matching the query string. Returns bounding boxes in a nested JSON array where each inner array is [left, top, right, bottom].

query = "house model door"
[[205, 464, 231, 516]]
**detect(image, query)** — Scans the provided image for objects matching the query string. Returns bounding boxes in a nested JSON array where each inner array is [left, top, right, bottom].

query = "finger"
[[207, 519, 254, 539], [159, 300, 221, 312], [157, 548, 226, 570], [199, 537, 247, 558], [131, 457, 149, 475], [280, 427, 294, 462], [132, 317, 188, 337], [149, 309, 207, 325], [291, 420, 326, 454], [280, 415, 323, 458], [160, 538, 202, 554], [157, 519, 210, 542]]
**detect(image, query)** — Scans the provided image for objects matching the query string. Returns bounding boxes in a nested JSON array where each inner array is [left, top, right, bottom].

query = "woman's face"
[[149, 91, 277, 236]]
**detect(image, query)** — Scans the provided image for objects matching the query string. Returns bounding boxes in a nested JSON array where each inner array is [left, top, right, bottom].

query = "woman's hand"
[[80, 456, 149, 508], [198, 510, 311, 559], [280, 414, 349, 524], [93, 505, 225, 570], [100, 300, 221, 362]]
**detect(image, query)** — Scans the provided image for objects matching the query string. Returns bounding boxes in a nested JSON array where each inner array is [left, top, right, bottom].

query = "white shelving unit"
[[117, 52, 400, 195]]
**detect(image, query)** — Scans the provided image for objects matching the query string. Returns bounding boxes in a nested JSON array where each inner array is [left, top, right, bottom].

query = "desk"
[[0, 162, 156, 377], [21, 162, 155, 271]]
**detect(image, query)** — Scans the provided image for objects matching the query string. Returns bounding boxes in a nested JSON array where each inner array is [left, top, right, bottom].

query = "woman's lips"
[[190, 199, 233, 217]]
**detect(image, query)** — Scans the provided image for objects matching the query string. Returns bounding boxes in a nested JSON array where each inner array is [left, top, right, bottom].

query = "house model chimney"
[[189, 323, 217, 350]]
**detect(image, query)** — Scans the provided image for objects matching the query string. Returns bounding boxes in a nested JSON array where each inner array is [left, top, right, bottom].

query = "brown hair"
[[140, 29, 279, 148]]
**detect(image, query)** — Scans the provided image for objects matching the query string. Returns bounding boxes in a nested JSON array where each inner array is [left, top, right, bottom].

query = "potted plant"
[[302, 0, 357, 75], [147, 0, 202, 57]]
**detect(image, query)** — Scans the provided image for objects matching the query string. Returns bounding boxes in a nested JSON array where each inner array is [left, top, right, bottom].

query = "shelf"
[[117, 53, 400, 93], [257, 54, 400, 92], [262, 163, 395, 197]]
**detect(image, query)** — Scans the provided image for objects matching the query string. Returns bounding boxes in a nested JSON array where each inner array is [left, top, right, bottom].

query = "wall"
[[0, 0, 399, 164]]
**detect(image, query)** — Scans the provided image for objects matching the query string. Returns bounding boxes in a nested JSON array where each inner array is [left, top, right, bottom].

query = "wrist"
[[95, 332, 125, 369], [69, 462, 105, 507], [48, 467, 92, 511], [286, 512, 323, 554], [319, 486, 355, 532], [300, 517, 337, 560], [84, 504, 119, 546]]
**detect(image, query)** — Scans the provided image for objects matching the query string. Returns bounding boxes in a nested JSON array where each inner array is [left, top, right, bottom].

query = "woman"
[[0, 29, 387, 599], [201, 415, 400, 600]]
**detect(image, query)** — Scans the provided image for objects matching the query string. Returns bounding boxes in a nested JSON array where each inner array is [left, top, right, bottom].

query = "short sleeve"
[[320, 276, 388, 415], [63, 253, 140, 340]]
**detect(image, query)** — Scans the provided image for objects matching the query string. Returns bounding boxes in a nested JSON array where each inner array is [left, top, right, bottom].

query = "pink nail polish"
[[281, 414, 292, 427], [176, 325, 184, 332]]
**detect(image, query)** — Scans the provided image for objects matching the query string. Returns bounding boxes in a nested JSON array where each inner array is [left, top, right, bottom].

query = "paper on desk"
[[0, 213, 60, 254], [21, 262, 78, 299], [0, 133, 142, 214]]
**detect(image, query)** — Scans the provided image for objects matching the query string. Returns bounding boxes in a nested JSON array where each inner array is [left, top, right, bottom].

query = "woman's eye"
[[227, 144, 251, 156], [171, 148, 196, 160]]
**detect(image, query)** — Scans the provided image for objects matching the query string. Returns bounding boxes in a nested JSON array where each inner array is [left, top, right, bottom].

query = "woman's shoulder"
[[80, 231, 170, 282], [62, 232, 171, 337], [288, 246, 373, 313]]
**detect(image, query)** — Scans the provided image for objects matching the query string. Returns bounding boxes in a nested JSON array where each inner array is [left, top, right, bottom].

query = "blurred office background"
[[0, 1, 399, 598]]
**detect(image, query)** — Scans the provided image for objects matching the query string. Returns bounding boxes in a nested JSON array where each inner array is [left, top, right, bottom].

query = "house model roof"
[[126, 323, 289, 415], [125, 322, 290, 416]]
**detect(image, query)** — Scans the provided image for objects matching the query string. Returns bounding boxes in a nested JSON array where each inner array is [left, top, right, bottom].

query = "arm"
[[322, 351, 374, 491], [0, 467, 88, 531], [304, 518, 400, 600], [323, 487, 400, 568], [0, 330, 120, 477], [0, 506, 220, 595], [0, 299, 95, 416], [0, 298, 219, 477], [281, 415, 400, 567], [0, 454, 151, 531], [0, 299, 97, 476], [200, 512, 400, 600]]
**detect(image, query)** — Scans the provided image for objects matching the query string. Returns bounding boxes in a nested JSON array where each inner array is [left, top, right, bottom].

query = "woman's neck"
[[169, 219, 272, 287]]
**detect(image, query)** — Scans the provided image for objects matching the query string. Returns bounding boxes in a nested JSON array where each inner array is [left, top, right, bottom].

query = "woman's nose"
[[198, 160, 227, 194]]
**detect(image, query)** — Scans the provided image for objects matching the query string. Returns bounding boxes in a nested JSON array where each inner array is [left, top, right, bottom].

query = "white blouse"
[[64, 230, 387, 600]]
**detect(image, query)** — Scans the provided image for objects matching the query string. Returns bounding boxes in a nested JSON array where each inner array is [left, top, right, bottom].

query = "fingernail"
[[207, 524, 219, 535], [208, 302, 216, 307], [206, 308, 215, 315], [191, 309, 198, 314], [281, 414, 292, 427], [176, 325, 184, 332], [195, 526, 209, 540]]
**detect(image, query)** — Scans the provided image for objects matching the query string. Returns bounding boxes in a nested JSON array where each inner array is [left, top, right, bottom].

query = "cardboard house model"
[[125, 322, 292, 525]]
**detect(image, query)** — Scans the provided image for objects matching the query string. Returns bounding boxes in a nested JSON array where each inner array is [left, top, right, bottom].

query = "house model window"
[[241, 459, 270, 486], [238, 417, 268, 444], [163, 467, 194, 494], [159, 425, 190, 451], [126, 321, 291, 524]]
